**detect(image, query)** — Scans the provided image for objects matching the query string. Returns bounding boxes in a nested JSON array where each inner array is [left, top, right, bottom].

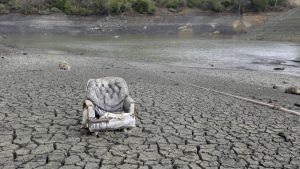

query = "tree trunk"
[[238, 0, 244, 19]]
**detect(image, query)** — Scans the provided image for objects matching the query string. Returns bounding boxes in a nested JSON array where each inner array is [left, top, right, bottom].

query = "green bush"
[[7, 0, 21, 10], [0, 4, 9, 14], [269, 0, 287, 6], [50, 7, 62, 13], [64, 0, 92, 15], [252, 0, 269, 11], [208, 0, 225, 12], [105, 0, 132, 15], [187, 0, 225, 12], [160, 0, 185, 9], [23, 6, 39, 15], [53, 0, 66, 10], [187, 0, 204, 8], [0, 0, 292, 15], [132, 0, 156, 14], [91, 0, 107, 14], [221, 0, 234, 7]]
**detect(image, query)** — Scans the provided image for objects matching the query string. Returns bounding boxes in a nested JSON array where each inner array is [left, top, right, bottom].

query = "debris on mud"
[[58, 61, 71, 70], [291, 59, 300, 63], [278, 132, 295, 142], [274, 67, 285, 70], [285, 86, 300, 95]]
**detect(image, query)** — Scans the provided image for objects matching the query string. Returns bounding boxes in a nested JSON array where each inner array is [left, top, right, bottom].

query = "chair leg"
[[80, 128, 91, 135], [124, 128, 133, 133]]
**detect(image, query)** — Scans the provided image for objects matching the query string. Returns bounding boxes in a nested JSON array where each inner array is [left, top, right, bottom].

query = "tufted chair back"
[[86, 77, 129, 112]]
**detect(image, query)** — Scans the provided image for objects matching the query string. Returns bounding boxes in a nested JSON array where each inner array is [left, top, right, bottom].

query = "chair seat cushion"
[[89, 114, 136, 131], [86, 77, 129, 112]]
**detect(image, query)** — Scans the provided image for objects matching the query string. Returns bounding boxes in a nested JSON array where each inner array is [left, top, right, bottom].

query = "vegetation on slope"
[[0, 0, 291, 15]]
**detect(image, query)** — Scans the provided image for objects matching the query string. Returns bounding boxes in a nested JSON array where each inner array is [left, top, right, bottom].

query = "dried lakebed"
[[0, 36, 300, 169]]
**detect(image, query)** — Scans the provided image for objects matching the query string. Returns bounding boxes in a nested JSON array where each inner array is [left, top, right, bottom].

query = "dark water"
[[5, 34, 300, 76]]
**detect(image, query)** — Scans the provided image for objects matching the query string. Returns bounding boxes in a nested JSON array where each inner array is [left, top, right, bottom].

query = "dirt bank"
[[0, 12, 278, 37]]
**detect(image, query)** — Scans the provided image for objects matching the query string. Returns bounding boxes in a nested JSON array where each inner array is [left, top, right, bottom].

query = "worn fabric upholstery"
[[86, 77, 129, 113]]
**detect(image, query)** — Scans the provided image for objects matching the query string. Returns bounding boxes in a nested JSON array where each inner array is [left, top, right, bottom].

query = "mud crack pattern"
[[0, 53, 299, 169]]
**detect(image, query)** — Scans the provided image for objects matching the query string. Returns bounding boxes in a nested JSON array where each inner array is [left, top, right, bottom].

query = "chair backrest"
[[86, 77, 129, 112]]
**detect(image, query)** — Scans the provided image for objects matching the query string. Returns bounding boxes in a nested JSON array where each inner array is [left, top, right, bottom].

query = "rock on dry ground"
[[0, 46, 300, 169]]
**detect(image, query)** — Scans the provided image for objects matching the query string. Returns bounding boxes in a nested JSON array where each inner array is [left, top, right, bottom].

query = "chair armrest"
[[89, 117, 112, 124], [124, 96, 135, 114], [85, 100, 96, 118]]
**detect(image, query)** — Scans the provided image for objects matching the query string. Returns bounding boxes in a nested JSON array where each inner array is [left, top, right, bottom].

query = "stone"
[[285, 86, 300, 95], [213, 31, 220, 35], [294, 102, 300, 107], [58, 61, 71, 70], [291, 59, 300, 63], [273, 67, 285, 70], [50, 7, 61, 13], [278, 132, 295, 142], [168, 8, 177, 12]]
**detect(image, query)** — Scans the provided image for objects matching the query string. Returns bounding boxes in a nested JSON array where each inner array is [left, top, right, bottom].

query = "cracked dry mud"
[[0, 50, 300, 169]]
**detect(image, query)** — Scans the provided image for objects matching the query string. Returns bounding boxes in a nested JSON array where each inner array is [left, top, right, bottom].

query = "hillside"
[[248, 7, 300, 41], [0, 0, 296, 16]]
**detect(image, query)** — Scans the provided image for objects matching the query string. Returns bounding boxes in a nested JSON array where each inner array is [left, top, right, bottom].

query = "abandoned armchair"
[[81, 77, 137, 134]]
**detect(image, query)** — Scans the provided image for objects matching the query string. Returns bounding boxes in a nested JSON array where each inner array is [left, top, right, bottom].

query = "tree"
[[238, 0, 245, 18], [252, 0, 269, 11]]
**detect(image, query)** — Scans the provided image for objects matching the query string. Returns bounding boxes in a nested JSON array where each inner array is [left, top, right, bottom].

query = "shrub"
[[91, 0, 107, 14], [0, 4, 9, 14], [187, 0, 224, 12], [50, 7, 62, 13], [7, 0, 21, 10], [187, 0, 204, 8], [160, 0, 185, 9], [252, 0, 269, 11], [209, 0, 225, 12], [23, 6, 39, 14], [132, 0, 156, 14], [221, 0, 234, 8], [64, 0, 92, 15], [269, 0, 287, 6], [53, 0, 66, 10], [105, 0, 132, 15]]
